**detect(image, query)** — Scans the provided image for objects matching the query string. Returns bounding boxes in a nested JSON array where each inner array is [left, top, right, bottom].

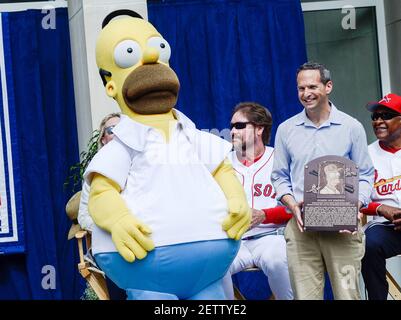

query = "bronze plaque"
[[303, 155, 359, 232]]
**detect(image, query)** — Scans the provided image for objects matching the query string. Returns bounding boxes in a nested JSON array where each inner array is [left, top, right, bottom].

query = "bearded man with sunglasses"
[[222, 102, 294, 300], [361, 93, 401, 300]]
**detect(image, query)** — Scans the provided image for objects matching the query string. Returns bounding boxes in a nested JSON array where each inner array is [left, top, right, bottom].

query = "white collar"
[[112, 109, 196, 151]]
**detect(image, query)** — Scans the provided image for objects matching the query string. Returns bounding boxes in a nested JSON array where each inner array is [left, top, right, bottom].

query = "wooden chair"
[[387, 263, 401, 300], [75, 230, 110, 300], [66, 191, 110, 300]]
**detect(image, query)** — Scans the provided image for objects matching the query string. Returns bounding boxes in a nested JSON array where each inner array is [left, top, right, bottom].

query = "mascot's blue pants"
[[95, 239, 239, 300]]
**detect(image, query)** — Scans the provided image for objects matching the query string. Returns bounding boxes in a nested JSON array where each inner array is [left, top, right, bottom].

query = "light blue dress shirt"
[[271, 103, 374, 206]]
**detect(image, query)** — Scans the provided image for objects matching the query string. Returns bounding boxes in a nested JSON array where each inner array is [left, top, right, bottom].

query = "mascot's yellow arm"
[[213, 160, 251, 240], [88, 174, 155, 263]]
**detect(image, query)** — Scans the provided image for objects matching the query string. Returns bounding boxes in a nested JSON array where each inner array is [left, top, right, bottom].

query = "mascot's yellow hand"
[[89, 174, 155, 263], [222, 198, 252, 240], [110, 214, 155, 263], [213, 159, 251, 240]]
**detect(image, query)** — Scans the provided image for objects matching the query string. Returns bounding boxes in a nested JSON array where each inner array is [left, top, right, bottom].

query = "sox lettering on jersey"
[[253, 183, 276, 199]]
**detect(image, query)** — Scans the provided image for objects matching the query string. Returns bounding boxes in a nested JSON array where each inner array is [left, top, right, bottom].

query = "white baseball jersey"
[[85, 111, 232, 255], [367, 140, 401, 225], [228, 146, 284, 238]]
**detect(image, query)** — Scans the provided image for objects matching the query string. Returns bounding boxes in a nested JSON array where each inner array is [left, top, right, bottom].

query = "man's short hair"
[[232, 102, 272, 145], [297, 62, 331, 85]]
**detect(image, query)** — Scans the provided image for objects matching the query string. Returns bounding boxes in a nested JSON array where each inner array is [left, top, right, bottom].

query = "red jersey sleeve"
[[360, 202, 381, 216], [262, 206, 292, 224]]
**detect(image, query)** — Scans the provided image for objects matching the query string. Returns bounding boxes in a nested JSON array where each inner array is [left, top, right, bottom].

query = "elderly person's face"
[[371, 106, 401, 143]]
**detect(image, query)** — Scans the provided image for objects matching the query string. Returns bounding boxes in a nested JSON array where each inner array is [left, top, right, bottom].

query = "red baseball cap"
[[366, 93, 401, 114]]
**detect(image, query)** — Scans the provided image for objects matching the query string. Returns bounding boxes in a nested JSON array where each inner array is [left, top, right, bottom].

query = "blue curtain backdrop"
[[148, 0, 308, 300], [0, 8, 83, 299], [148, 0, 307, 144]]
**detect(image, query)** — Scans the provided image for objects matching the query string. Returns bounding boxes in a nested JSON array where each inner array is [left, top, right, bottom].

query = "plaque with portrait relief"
[[303, 155, 359, 231]]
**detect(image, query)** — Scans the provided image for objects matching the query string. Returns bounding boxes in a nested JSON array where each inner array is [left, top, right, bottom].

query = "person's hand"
[[249, 209, 265, 229], [339, 229, 358, 235], [377, 204, 401, 231], [287, 201, 304, 232], [110, 214, 155, 262], [222, 198, 251, 240]]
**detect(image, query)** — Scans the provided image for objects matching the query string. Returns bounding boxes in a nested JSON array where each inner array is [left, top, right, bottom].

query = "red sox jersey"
[[368, 140, 401, 224], [228, 146, 284, 238]]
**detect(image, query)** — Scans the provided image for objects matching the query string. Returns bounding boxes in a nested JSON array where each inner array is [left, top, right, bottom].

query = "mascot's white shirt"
[[85, 111, 232, 255], [228, 147, 284, 238]]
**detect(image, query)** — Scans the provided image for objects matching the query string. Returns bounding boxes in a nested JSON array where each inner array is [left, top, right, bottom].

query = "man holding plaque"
[[361, 93, 401, 300], [271, 62, 374, 299]]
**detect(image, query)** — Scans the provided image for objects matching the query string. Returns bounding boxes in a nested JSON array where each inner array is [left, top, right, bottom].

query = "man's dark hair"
[[232, 102, 273, 145], [296, 62, 332, 85]]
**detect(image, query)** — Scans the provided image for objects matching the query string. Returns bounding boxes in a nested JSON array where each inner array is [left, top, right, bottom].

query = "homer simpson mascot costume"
[[84, 10, 251, 300]]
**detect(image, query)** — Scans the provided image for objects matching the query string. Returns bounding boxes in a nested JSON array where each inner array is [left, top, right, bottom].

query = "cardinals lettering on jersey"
[[375, 177, 401, 196]]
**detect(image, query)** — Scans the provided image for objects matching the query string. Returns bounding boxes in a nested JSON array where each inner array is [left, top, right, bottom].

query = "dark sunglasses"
[[104, 125, 115, 136], [371, 112, 401, 121], [230, 122, 253, 130]]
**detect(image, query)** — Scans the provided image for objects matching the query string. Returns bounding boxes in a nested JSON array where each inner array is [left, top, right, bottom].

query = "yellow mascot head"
[[96, 10, 180, 117]]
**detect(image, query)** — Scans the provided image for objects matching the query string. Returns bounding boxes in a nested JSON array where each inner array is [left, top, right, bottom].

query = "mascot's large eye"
[[147, 37, 171, 63], [114, 40, 142, 68]]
